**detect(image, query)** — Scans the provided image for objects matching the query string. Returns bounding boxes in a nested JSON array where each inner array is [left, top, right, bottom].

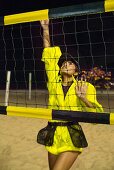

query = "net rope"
[[0, 12, 114, 112]]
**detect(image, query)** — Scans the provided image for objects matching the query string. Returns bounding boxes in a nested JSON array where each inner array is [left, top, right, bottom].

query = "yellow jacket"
[[42, 46, 103, 113]]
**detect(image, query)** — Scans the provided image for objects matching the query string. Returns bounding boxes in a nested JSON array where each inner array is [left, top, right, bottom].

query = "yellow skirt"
[[46, 126, 83, 155]]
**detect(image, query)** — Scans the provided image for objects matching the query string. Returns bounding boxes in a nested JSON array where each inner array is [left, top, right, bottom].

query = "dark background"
[[0, 0, 114, 89], [0, 0, 104, 15]]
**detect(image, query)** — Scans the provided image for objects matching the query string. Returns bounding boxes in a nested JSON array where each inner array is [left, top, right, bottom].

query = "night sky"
[[0, 0, 104, 15], [0, 1, 114, 89]]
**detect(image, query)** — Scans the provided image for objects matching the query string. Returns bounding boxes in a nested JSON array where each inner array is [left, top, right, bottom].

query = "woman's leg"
[[48, 152, 58, 170], [52, 151, 79, 170]]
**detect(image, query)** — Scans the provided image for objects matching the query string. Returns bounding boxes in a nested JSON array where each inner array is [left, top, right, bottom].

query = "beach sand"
[[0, 90, 114, 170]]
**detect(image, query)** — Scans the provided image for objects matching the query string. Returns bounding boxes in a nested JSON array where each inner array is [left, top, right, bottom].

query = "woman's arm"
[[76, 81, 103, 112], [40, 20, 50, 48], [40, 20, 62, 83]]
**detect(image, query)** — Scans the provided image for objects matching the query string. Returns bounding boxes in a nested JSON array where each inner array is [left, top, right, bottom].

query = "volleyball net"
[[0, 0, 114, 124]]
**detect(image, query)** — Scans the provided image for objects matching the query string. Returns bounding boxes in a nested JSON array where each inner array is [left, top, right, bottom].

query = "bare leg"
[[52, 151, 79, 170], [48, 152, 58, 170]]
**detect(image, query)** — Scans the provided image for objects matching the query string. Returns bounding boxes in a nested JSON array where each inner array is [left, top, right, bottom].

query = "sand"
[[0, 90, 114, 170]]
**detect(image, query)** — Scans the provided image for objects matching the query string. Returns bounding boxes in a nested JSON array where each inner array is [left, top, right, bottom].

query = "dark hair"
[[58, 53, 80, 72]]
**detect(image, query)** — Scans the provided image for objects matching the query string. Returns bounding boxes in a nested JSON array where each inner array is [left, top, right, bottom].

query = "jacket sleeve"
[[42, 46, 62, 83]]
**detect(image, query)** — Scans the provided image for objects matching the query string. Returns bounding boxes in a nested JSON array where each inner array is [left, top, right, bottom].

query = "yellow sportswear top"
[[42, 46, 103, 113]]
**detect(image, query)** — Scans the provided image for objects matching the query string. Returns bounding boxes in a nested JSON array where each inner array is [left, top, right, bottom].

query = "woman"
[[37, 20, 103, 170]]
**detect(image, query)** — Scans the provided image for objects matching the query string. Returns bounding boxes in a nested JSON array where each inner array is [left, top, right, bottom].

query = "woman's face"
[[60, 61, 77, 76]]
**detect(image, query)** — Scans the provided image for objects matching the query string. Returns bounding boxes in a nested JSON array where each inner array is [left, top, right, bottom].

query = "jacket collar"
[[58, 75, 77, 83]]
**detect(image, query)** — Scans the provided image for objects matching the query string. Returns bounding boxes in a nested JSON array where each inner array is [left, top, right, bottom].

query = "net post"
[[5, 71, 11, 106], [28, 72, 32, 100]]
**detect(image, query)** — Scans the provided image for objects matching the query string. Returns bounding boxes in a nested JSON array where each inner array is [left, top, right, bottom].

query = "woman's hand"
[[75, 79, 88, 99], [76, 78, 94, 108], [40, 20, 49, 29]]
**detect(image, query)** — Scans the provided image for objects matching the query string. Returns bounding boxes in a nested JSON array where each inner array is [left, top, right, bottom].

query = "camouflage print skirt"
[[37, 121, 88, 148]]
